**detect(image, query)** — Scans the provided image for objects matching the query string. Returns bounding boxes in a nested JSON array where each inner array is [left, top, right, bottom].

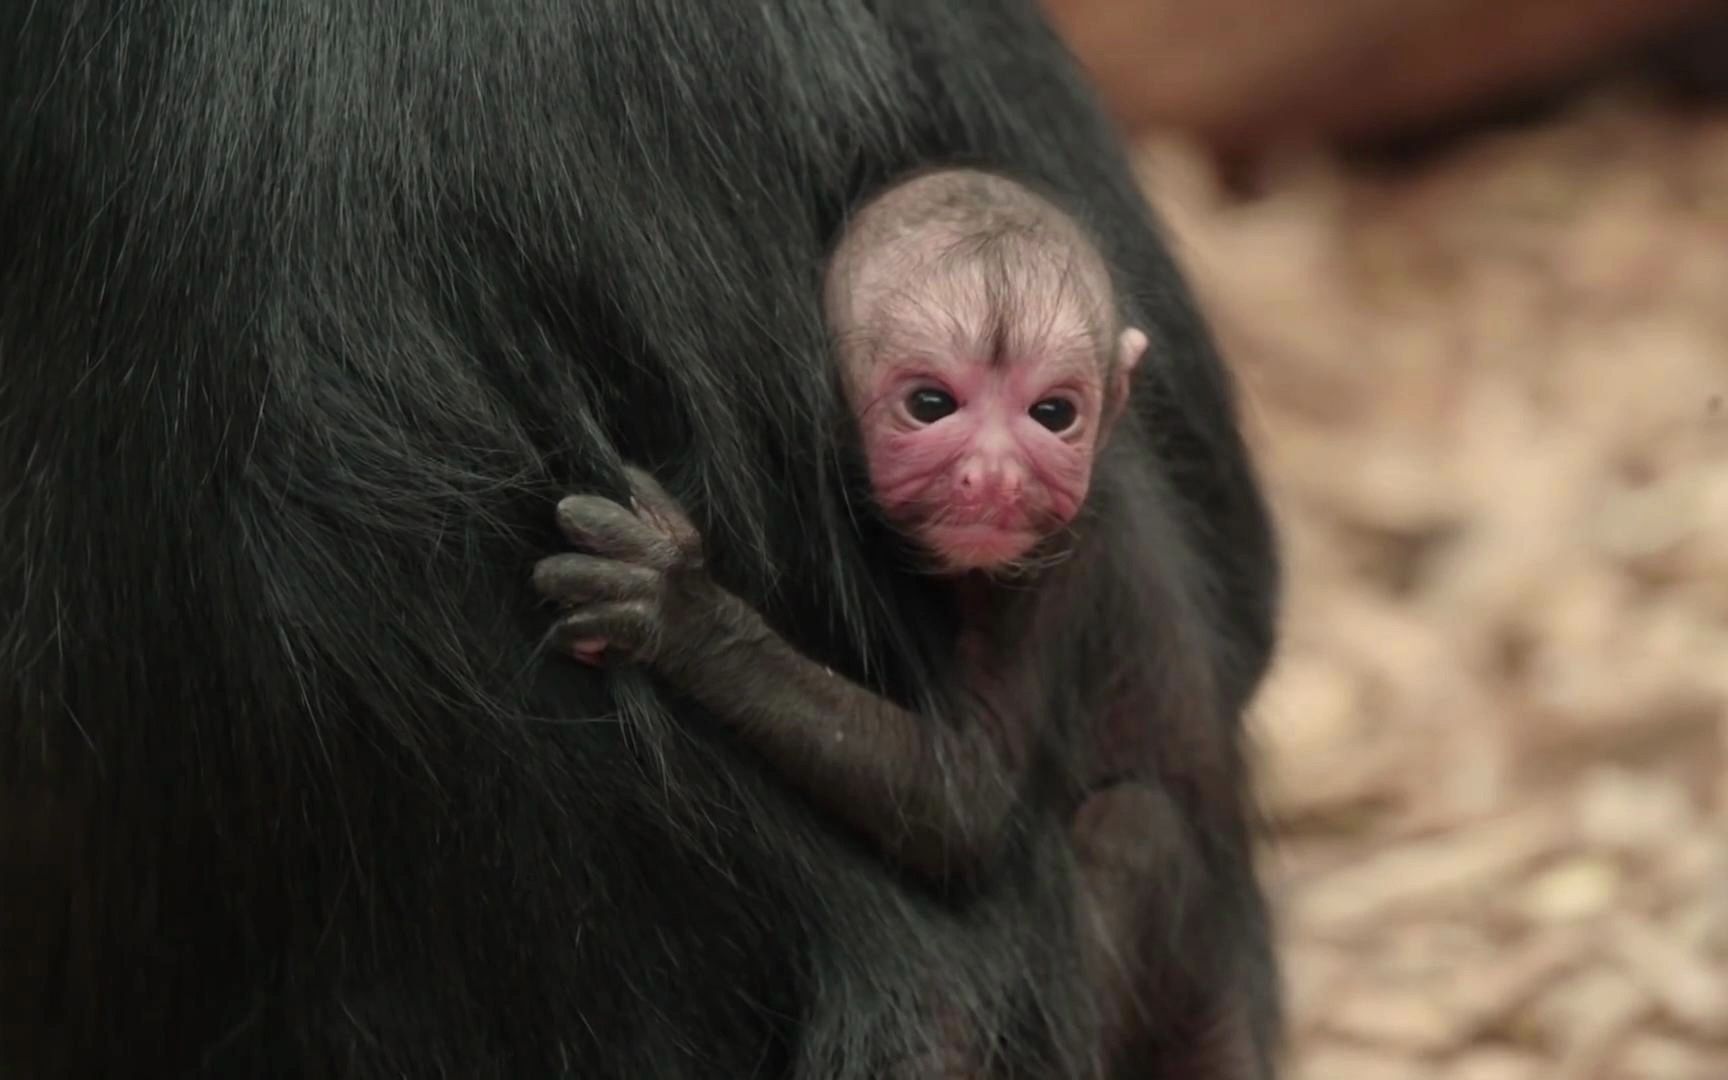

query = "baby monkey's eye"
[[905, 388, 958, 424], [1029, 398, 1078, 432]]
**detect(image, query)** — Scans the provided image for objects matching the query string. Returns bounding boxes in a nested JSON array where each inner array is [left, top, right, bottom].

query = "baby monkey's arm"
[[532, 466, 1024, 886]]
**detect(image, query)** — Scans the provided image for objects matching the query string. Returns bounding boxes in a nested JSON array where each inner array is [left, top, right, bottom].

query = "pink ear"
[[1111, 327, 1149, 410], [1117, 327, 1148, 374]]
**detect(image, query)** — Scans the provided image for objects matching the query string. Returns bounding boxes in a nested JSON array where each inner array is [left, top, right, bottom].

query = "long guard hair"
[[0, 1, 1279, 1076]]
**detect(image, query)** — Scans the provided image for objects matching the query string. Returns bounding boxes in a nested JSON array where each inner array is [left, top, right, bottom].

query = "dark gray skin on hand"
[[532, 466, 1019, 887]]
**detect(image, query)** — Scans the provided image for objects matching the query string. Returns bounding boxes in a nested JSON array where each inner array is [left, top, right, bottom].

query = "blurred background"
[[1041, 2, 1728, 1077]]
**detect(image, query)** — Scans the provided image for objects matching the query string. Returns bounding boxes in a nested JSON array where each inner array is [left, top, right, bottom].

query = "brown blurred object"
[[1042, 0, 1722, 152]]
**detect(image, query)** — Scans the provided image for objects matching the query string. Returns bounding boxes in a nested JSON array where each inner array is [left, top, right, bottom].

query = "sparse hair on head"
[[824, 167, 1125, 371]]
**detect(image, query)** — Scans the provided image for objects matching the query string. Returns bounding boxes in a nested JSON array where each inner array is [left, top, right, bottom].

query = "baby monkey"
[[535, 168, 1165, 1073]]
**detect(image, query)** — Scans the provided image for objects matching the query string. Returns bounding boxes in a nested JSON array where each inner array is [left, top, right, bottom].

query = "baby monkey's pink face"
[[847, 297, 1148, 574]]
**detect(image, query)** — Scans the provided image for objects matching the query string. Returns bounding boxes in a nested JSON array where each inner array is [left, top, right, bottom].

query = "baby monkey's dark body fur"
[[535, 172, 1274, 1078], [535, 467, 1247, 1077]]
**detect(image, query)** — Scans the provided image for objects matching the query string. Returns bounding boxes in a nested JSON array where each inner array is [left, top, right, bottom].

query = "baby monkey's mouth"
[[901, 503, 1072, 573], [926, 522, 1038, 561], [897, 497, 1066, 537]]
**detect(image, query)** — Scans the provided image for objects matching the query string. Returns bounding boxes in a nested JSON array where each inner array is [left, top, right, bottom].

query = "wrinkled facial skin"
[[847, 308, 1147, 575]]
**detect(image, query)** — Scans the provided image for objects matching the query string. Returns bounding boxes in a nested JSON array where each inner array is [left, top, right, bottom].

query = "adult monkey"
[[0, 3, 1280, 1079]]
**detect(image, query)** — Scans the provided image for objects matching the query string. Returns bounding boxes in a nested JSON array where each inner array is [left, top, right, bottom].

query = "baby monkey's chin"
[[918, 523, 1044, 575]]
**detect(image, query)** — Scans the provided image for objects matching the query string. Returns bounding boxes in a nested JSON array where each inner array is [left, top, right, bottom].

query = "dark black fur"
[[0, 2, 1280, 1077]]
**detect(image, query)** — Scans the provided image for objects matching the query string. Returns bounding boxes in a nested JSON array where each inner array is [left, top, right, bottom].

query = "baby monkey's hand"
[[533, 466, 715, 669]]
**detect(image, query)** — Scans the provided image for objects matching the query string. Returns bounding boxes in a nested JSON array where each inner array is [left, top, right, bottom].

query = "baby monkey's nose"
[[956, 457, 1025, 505]]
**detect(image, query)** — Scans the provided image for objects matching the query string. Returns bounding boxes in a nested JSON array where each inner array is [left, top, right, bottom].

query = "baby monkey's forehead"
[[852, 252, 1114, 370], [826, 168, 1122, 372]]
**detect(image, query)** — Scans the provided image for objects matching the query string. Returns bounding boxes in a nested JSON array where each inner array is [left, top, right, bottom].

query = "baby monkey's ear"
[[1104, 327, 1149, 431]]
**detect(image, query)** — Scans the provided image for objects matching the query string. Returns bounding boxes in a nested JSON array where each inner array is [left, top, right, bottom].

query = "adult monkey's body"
[[537, 170, 1266, 1077], [2, 2, 1279, 1078]]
